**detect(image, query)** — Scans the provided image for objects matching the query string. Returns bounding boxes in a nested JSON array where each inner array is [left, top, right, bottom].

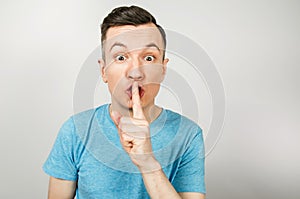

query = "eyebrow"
[[145, 43, 161, 52], [109, 42, 161, 52], [109, 42, 127, 52]]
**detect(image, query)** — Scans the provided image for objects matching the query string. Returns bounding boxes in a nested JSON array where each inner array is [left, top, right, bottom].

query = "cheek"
[[106, 72, 126, 96], [143, 64, 165, 84], [106, 66, 125, 87], [107, 78, 121, 95], [145, 84, 160, 96]]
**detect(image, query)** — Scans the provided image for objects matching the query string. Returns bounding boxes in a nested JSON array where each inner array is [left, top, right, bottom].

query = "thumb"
[[111, 110, 122, 126]]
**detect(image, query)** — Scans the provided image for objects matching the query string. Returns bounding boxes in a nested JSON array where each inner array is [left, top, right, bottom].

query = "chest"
[[75, 150, 179, 198]]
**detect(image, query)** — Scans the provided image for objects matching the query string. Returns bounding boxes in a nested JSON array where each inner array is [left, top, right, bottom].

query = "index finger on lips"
[[132, 81, 145, 119]]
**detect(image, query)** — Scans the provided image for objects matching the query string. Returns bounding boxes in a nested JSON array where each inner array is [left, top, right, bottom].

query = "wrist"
[[136, 156, 161, 173]]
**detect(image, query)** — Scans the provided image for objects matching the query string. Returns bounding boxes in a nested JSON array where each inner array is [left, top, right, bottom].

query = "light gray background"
[[1, 0, 299, 198]]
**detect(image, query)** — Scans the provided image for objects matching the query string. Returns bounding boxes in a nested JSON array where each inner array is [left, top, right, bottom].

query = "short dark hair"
[[100, 5, 166, 59]]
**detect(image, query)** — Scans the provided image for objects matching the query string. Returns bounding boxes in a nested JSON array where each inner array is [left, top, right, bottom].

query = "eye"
[[115, 55, 127, 62], [144, 55, 155, 62]]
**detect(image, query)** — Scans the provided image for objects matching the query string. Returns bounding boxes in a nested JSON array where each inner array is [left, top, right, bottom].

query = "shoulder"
[[57, 104, 108, 138], [164, 109, 202, 136], [71, 104, 108, 127], [72, 104, 107, 121]]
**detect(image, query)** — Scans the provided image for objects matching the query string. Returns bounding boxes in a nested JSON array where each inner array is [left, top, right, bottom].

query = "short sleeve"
[[172, 127, 206, 194], [43, 117, 78, 181]]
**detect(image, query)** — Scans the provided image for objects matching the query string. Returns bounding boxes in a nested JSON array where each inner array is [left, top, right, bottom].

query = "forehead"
[[104, 23, 164, 52]]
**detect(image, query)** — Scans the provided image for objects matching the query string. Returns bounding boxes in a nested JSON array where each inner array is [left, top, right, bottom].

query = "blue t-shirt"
[[43, 104, 206, 198]]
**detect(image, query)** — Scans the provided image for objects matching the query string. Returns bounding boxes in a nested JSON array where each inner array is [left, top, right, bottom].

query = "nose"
[[126, 58, 144, 81]]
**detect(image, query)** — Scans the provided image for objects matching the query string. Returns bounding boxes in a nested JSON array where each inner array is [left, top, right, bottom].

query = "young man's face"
[[100, 23, 168, 112]]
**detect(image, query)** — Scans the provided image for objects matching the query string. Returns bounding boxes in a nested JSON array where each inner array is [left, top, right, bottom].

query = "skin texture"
[[48, 177, 76, 199], [100, 23, 168, 121], [47, 23, 205, 199]]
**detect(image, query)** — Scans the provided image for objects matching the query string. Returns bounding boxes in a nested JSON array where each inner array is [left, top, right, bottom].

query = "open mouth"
[[126, 85, 145, 99]]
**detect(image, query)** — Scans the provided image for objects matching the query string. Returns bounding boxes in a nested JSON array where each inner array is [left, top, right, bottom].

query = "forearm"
[[141, 162, 181, 199]]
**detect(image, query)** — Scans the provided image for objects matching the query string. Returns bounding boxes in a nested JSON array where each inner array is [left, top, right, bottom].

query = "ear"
[[162, 58, 169, 76], [158, 58, 169, 83], [98, 58, 108, 83]]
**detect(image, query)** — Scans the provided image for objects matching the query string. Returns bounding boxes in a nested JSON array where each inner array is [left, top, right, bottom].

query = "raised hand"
[[111, 82, 160, 173]]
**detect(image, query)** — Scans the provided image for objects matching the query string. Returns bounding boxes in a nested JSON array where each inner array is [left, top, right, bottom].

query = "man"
[[43, 5, 206, 198]]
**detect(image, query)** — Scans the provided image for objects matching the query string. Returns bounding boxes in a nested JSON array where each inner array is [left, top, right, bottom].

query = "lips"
[[126, 84, 145, 99]]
